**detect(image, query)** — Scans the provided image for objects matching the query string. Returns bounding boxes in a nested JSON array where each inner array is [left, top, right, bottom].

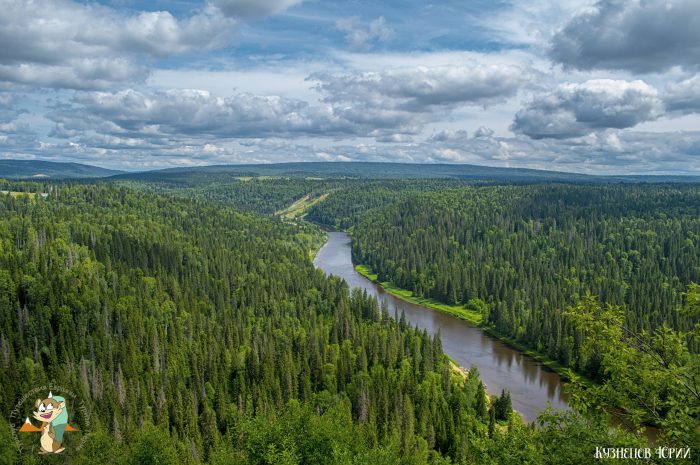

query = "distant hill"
[[111, 161, 597, 183], [111, 162, 700, 184], [2, 159, 699, 183], [0, 160, 122, 179]]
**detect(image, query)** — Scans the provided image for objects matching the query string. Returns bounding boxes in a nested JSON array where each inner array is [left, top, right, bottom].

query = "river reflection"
[[314, 231, 570, 422]]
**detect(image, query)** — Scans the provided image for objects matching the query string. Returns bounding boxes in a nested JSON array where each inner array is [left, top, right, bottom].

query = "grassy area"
[[1, 190, 43, 200], [447, 358, 469, 383], [355, 264, 483, 325], [308, 230, 327, 261], [355, 262, 592, 386], [278, 194, 331, 261], [276, 193, 329, 220], [233, 175, 286, 181]]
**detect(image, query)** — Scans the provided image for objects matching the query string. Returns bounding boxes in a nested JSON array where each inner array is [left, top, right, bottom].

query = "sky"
[[1, 0, 700, 174]]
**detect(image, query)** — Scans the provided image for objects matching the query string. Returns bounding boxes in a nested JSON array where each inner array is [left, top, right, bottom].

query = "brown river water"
[[314, 231, 570, 423]]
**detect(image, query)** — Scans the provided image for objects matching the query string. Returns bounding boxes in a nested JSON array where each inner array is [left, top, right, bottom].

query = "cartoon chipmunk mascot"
[[19, 391, 78, 454]]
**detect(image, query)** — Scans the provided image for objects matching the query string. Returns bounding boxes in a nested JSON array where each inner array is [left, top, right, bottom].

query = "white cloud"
[[414, 129, 700, 174], [1, 0, 698, 175], [550, 0, 700, 73], [12, 117, 700, 174], [473, 127, 495, 138], [210, 0, 302, 19], [148, 68, 320, 100], [474, 0, 594, 48], [375, 133, 414, 143], [664, 75, 700, 114], [336, 16, 392, 49], [0, 59, 147, 91], [0, 0, 233, 89], [427, 129, 469, 143], [49, 88, 347, 139], [311, 64, 526, 114], [512, 79, 663, 139], [45, 63, 528, 147], [0, 92, 30, 138], [297, 130, 700, 174]]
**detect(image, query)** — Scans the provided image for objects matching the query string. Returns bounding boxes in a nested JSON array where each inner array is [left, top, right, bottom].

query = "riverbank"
[[355, 262, 591, 387], [308, 231, 327, 261], [355, 264, 483, 325]]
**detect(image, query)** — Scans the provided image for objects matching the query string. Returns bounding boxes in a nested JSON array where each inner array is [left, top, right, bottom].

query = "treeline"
[[350, 185, 700, 369], [122, 177, 482, 221], [305, 180, 482, 230], [117, 178, 326, 215], [346, 183, 700, 442], [0, 184, 528, 464]]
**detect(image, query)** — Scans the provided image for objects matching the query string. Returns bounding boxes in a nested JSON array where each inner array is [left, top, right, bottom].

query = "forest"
[[0, 178, 696, 464], [338, 183, 700, 447]]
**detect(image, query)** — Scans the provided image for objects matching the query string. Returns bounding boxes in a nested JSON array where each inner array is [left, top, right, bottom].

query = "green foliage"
[[565, 293, 700, 448], [121, 176, 479, 226], [488, 406, 495, 439], [0, 422, 17, 465], [336, 182, 700, 445], [475, 382, 487, 419], [228, 398, 423, 465], [306, 180, 478, 230], [2, 180, 695, 464], [534, 408, 648, 465], [128, 424, 179, 465], [493, 390, 512, 421], [349, 184, 700, 376], [0, 183, 492, 463], [75, 430, 124, 465]]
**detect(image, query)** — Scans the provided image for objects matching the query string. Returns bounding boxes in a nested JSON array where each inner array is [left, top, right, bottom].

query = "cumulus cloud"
[[0, 92, 29, 140], [549, 0, 700, 73], [0, 106, 37, 153], [310, 65, 526, 137], [1, 0, 698, 174], [479, 0, 593, 47], [336, 16, 392, 49], [375, 133, 413, 143], [0, 59, 147, 91], [427, 129, 469, 143], [14, 104, 700, 173], [48, 89, 350, 140], [313, 65, 526, 111], [0, 0, 233, 89], [426, 127, 495, 143], [43, 63, 528, 148], [56, 87, 340, 145], [664, 75, 700, 114], [512, 79, 663, 139], [210, 0, 302, 19], [287, 130, 700, 174], [473, 126, 495, 138], [418, 129, 700, 174]]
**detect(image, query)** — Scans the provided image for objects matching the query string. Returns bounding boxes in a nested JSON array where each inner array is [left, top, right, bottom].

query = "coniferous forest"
[[340, 183, 700, 449], [0, 176, 697, 464]]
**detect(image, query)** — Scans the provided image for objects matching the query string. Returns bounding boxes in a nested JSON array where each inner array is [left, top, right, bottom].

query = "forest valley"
[[0, 177, 698, 464]]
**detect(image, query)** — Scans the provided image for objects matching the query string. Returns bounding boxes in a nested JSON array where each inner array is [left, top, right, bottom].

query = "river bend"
[[314, 231, 569, 422]]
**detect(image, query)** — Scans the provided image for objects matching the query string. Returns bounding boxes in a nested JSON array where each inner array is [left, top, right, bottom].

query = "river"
[[314, 231, 570, 423]]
